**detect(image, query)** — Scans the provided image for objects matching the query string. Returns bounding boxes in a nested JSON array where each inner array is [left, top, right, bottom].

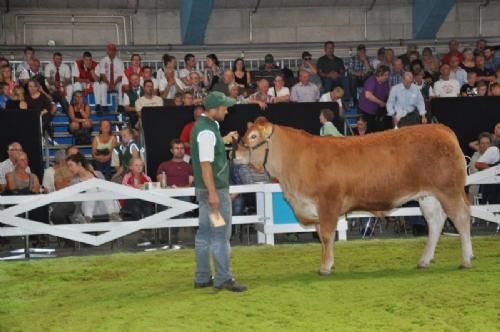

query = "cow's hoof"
[[459, 263, 472, 270], [417, 263, 429, 269], [318, 269, 332, 276]]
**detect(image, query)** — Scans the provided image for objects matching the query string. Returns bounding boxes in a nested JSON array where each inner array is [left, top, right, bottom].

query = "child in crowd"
[[121, 157, 154, 246], [477, 81, 488, 96], [319, 108, 343, 137], [111, 127, 144, 182], [460, 71, 478, 96]]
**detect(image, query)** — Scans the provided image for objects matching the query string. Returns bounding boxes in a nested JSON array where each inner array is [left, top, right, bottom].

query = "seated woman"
[[121, 157, 154, 246], [92, 120, 116, 180], [5, 152, 40, 194], [352, 114, 369, 136], [66, 153, 121, 223], [267, 73, 290, 103], [5, 86, 28, 110], [68, 90, 92, 134]]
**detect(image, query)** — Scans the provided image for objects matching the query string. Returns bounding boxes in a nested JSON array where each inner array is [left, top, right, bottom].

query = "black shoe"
[[214, 279, 247, 292], [102, 106, 110, 113], [95, 105, 103, 115], [194, 277, 214, 289]]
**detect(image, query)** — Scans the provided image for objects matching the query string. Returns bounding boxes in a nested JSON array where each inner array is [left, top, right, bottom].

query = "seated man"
[[134, 80, 164, 119], [290, 70, 320, 102], [0, 142, 29, 193], [122, 73, 143, 129], [72, 51, 99, 97], [16, 46, 35, 78], [44, 52, 71, 113], [253, 54, 283, 86], [320, 86, 344, 116], [211, 69, 235, 95], [141, 66, 159, 94], [19, 58, 47, 93], [430, 64, 460, 97], [247, 79, 271, 109], [156, 139, 193, 188]]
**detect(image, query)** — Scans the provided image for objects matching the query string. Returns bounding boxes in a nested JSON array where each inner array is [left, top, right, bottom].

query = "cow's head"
[[233, 117, 274, 168]]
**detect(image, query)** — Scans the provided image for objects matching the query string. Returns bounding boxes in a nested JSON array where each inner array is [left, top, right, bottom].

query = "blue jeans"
[[194, 188, 233, 287], [94, 159, 112, 180]]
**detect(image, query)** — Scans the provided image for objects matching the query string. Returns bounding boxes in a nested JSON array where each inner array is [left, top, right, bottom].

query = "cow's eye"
[[250, 134, 257, 140]]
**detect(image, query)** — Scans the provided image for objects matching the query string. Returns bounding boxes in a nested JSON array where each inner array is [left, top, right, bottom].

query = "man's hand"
[[208, 190, 219, 211], [421, 116, 428, 124], [223, 131, 239, 144]]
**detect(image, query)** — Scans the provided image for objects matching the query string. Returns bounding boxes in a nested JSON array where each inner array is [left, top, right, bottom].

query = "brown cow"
[[234, 117, 472, 275]]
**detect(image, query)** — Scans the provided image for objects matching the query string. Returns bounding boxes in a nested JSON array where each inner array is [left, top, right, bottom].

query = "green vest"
[[114, 140, 143, 171], [127, 87, 144, 107], [190, 116, 229, 189]]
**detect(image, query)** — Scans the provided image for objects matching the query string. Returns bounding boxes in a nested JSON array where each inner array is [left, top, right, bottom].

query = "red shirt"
[[441, 51, 464, 65], [124, 66, 143, 81], [179, 121, 195, 155], [156, 160, 193, 187], [75, 59, 97, 81]]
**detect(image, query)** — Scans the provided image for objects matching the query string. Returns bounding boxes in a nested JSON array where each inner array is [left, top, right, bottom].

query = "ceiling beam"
[[180, 0, 213, 45], [412, 0, 455, 39]]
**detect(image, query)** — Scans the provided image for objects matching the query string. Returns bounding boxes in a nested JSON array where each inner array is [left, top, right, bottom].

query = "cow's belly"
[[286, 192, 319, 221]]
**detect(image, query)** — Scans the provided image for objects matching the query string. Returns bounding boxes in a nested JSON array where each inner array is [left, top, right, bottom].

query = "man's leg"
[[211, 189, 233, 287], [194, 189, 213, 284]]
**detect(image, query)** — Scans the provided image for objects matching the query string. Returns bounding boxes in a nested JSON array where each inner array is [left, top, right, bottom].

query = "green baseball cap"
[[203, 91, 236, 109]]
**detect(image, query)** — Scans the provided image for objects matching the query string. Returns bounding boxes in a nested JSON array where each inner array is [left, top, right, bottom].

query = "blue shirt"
[[386, 83, 426, 118], [0, 95, 9, 109]]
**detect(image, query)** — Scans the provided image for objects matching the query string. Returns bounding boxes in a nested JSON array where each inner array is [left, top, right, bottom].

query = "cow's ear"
[[261, 124, 273, 138], [254, 116, 269, 125]]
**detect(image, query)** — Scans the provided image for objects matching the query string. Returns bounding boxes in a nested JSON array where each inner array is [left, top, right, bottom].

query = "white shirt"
[[430, 79, 460, 97], [96, 56, 124, 82], [450, 67, 467, 87], [134, 95, 164, 113], [44, 62, 71, 87], [42, 167, 56, 193], [197, 115, 219, 162], [477, 147, 500, 165], [319, 92, 343, 109], [19, 68, 43, 81], [268, 86, 290, 97]]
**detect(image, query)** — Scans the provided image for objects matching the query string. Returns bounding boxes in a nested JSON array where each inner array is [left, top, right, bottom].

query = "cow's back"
[[275, 124, 466, 213]]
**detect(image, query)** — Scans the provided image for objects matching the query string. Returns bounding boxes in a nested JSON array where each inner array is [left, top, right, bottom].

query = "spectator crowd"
[[1, 37, 499, 247]]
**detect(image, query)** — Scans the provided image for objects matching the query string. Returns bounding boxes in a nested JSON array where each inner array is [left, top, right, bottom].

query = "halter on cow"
[[234, 117, 473, 275]]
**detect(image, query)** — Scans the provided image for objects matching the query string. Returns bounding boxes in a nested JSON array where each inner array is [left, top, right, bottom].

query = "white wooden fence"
[[0, 166, 499, 248]]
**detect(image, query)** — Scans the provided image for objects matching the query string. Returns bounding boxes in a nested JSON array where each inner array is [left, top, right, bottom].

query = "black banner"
[[431, 96, 500, 156], [0, 110, 44, 180], [142, 102, 339, 178]]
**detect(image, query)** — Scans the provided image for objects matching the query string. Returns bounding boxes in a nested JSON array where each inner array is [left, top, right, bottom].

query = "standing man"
[[317, 41, 345, 94], [190, 91, 246, 292], [386, 72, 427, 128]]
